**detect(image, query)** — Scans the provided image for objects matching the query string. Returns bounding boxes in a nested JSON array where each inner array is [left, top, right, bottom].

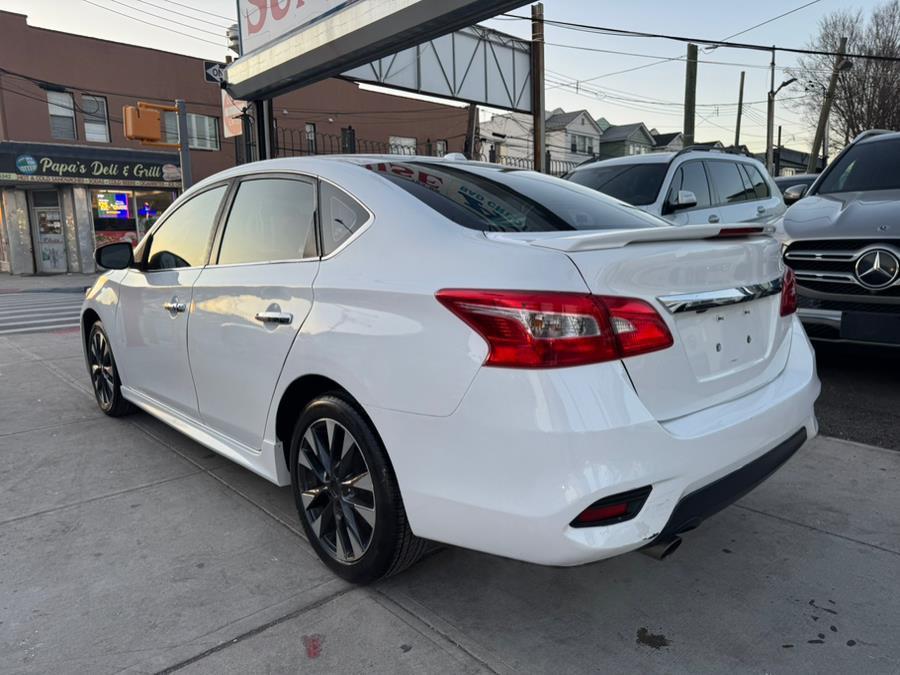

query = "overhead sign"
[[204, 60, 227, 84], [226, 0, 531, 100], [342, 25, 532, 113], [239, 0, 362, 55], [221, 90, 247, 138], [0, 142, 181, 188]]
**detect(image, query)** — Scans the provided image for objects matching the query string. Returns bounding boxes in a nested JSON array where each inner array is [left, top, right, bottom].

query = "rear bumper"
[[369, 318, 820, 566], [648, 427, 807, 544]]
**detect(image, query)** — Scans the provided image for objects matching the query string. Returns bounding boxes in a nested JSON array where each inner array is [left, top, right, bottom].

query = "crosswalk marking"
[[0, 292, 85, 335]]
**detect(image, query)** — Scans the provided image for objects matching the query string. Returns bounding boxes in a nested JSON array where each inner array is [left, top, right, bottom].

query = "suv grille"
[[784, 239, 900, 300]]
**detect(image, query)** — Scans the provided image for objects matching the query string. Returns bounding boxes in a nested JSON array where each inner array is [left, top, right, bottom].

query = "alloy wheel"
[[297, 418, 377, 564], [89, 329, 114, 408]]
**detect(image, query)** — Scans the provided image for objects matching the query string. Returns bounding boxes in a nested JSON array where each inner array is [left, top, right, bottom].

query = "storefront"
[[0, 142, 181, 275]]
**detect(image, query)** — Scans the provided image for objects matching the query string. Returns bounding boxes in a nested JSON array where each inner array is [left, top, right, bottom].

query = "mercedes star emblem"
[[854, 249, 900, 290]]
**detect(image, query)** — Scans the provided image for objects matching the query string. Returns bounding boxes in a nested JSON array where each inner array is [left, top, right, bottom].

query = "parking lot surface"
[[2, 328, 899, 674]]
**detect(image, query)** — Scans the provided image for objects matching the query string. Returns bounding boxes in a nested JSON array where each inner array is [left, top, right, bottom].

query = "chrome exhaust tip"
[[640, 536, 682, 560]]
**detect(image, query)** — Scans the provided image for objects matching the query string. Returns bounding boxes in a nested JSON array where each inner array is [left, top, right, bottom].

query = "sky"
[[0, 0, 886, 153]]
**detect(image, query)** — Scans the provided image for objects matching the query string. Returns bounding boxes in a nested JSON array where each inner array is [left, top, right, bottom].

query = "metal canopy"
[[342, 26, 532, 113], [226, 0, 531, 101]]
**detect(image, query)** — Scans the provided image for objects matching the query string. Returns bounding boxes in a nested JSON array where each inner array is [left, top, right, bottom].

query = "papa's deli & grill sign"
[[1, 145, 181, 187]]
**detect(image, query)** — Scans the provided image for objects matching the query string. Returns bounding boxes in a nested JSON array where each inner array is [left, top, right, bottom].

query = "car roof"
[[855, 130, 900, 145], [569, 150, 762, 174]]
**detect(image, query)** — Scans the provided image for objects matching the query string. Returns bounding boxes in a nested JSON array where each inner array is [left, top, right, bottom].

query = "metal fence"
[[476, 153, 578, 177], [274, 127, 450, 158]]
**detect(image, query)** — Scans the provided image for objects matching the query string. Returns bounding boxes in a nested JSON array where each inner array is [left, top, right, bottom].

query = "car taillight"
[[780, 268, 797, 316], [436, 290, 673, 368]]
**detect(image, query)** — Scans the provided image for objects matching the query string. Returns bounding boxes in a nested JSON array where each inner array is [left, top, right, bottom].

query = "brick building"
[[0, 11, 470, 275]]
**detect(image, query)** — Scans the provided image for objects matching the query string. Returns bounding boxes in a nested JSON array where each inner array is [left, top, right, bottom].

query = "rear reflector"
[[436, 290, 673, 369], [780, 268, 797, 316], [571, 486, 653, 528]]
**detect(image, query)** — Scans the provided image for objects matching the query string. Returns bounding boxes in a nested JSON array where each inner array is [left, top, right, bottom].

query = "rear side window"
[[146, 185, 226, 270], [668, 161, 711, 208], [217, 178, 317, 265], [706, 161, 753, 204], [366, 161, 667, 232], [565, 164, 667, 206], [319, 182, 369, 255], [741, 164, 770, 199]]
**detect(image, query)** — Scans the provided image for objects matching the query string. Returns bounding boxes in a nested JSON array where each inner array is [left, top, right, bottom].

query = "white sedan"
[[83, 156, 820, 583]]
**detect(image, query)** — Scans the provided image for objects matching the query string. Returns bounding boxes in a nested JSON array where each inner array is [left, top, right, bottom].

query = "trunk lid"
[[496, 226, 791, 420]]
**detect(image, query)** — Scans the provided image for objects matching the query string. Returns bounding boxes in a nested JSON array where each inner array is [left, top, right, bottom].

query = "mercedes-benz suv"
[[780, 130, 900, 346]]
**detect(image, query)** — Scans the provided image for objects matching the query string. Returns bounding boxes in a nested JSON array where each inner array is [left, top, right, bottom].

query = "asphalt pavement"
[[1, 327, 899, 674]]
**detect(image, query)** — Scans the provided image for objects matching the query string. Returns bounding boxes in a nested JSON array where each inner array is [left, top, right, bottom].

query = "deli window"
[[91, 189, 176, 246]]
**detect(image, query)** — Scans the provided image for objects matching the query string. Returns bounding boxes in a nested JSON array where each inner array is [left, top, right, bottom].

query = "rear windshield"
[[816, 138, 900, 194], [365, 161, 667, 232], [565, 163, 668, 206]]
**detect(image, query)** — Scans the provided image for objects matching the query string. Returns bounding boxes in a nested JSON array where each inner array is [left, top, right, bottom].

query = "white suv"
[[566, 149, 786, 226]]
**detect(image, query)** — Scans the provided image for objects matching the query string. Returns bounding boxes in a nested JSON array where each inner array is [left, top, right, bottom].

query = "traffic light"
[[123, 105, 161, 142]]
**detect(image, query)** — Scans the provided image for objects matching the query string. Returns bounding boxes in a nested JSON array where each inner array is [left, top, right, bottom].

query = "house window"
[[305, 123, 317, 154], [82, 95, 110, 143], [570, 134, 593, 155], [162, 112, 221, 151], [47, 91, 76, 140], [435, 139, 447, 156]]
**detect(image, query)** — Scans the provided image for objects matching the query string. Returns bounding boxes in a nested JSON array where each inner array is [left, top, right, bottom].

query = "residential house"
[[479, 108, 603, 166], [650, 130, 684, 152], [595, 121, 656, 158]]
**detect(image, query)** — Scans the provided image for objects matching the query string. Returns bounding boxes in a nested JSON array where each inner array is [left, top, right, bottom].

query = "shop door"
[[31, 191, 67, 273]]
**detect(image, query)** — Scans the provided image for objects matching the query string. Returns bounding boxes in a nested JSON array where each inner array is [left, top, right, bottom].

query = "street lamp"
[[766, 77, 796, 175]]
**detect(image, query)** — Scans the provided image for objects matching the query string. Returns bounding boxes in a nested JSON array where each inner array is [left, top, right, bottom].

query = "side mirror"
[[95, 242, 134, 270], [669, 190, 698, 211], [783, 184, 808, 205]]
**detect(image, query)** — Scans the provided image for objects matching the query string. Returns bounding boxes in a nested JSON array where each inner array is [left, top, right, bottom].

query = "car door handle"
[[254, 311, 293, 325], [708, 215, 720, 224], [163, 301, 187, 313]]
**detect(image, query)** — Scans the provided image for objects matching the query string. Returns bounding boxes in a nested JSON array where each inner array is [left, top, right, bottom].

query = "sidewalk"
[[2, 329, 899, 673], [0, 272, 99, 294]]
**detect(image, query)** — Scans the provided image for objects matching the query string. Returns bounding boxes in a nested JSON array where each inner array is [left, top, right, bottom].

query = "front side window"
[[816, 138, 900, 194], [82, 95, 110, 143], [706, 161, 753, 204], [668, 161, 712, 209], [567, 163, 667, 206], [217, 178, 317, 265], [368, 161, 667, 232], [47, 91, 76, 140], [319, 182, 369, 255], [146, 185, 226, 270]]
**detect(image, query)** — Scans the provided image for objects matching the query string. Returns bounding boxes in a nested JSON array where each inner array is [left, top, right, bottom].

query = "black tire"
[[86, 321, 135, 417], [289, 394, 426, 583]]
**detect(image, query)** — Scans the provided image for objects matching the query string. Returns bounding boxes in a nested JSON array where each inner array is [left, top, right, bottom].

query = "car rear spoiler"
[[506, 224, 775, 252]]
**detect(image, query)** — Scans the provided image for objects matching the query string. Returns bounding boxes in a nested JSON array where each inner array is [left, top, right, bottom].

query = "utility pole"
[[683, 43, 698, 146], [465, 103, 478, 159], [175, 99, 193, 191], [776, 125, 782, 175], [766, 47, 776, 175], [734, 70, 745, 148], [808, 36, 848, 173], [531, 2, 545, 172]]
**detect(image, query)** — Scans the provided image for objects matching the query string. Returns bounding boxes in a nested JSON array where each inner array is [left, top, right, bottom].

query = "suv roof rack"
[[671, 144, 754, 161], [852, 129, 895, 143]]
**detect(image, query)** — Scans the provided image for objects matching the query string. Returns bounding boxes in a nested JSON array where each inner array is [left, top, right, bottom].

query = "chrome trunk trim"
[[658, 277, 783, 314]]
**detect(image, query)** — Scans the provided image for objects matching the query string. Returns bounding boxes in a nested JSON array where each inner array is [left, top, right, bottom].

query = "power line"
[[152, 0, 235, 22], [80, 0, 225, 46], [716, 0, 822, 43], [88, 0, 225, 37], [127, 0, 232, 29], [503, 13, 900, 63]]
